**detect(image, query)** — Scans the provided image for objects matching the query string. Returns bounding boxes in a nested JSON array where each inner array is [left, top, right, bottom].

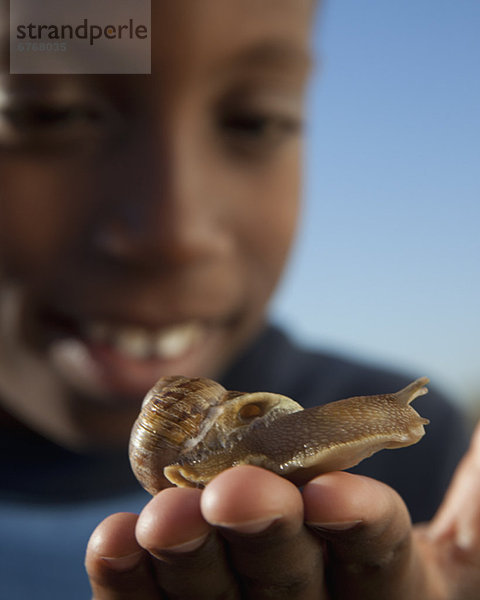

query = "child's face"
[[0, 0, 313, 448]]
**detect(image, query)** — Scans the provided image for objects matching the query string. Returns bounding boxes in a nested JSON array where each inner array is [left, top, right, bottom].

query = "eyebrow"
[[223, 40, 312, 73]]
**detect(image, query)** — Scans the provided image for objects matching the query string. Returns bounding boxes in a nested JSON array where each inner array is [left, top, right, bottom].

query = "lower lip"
[[48, 328, 221, 404]]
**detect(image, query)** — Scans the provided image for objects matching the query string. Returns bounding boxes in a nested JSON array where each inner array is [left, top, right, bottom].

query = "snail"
[[129, 375, 430, 496]]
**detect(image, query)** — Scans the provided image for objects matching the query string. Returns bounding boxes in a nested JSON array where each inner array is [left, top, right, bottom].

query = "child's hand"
[[86, 423, 480, 599]]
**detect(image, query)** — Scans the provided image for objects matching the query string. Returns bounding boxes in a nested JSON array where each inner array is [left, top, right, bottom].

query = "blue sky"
[[271, 1, 480, 408]]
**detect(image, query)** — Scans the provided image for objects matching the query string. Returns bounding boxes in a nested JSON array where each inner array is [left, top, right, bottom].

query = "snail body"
[[129, 375, 430, 495]]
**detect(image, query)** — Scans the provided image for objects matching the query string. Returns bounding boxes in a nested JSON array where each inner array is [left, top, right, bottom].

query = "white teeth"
[[84, 321, 203, 360], [114, 327, 153, 360], [154, 323, 202, 359]]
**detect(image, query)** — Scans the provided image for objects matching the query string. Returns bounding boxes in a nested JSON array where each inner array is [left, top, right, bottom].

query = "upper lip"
[[37, 301, 234, 334], [35, 275, 241, 333], [37, 262, 242, 331]]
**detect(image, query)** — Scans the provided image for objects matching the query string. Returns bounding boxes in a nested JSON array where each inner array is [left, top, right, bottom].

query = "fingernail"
[[213, 515, 281, 534], [101, 550, 144, 571], [307, 519, 362, 532], [160, 532, 209, 554]]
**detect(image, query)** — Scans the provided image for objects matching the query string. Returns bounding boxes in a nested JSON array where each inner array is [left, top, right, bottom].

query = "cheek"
[[241, 149, 302, 292], [0, 160, 91, 282]]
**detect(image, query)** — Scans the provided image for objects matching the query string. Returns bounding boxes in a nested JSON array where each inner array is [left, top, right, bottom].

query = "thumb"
[[429, 421, 480, 551]]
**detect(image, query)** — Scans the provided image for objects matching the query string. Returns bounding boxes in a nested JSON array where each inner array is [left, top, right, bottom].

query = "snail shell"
[[129, 375, 430, 495]]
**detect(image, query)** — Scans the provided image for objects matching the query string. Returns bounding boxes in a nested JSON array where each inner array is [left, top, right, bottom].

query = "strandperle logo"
[[10, 0, 151, 74], [15, 18, 148, 47]]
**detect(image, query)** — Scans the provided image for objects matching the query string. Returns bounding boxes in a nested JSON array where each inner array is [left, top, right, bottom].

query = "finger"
[[429, 421, 480, 553], [86, 512, 159, 600], [136, 487, 239, 600], [303, 471, 422, 600], [201, 465, 325, 600]]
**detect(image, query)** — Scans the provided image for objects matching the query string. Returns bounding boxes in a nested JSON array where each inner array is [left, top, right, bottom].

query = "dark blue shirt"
[[0, 325, 469, 599]]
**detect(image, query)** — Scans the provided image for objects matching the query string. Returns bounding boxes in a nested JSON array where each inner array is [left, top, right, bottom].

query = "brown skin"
[[0, 0, 308, 449], [1, 1, 480, 598]]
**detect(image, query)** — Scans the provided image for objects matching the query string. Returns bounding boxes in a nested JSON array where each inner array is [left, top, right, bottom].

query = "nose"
[[92, 130, 230, 270]]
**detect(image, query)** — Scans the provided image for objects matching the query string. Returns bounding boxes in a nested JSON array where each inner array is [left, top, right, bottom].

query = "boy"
[[1, 1, 479, 598]]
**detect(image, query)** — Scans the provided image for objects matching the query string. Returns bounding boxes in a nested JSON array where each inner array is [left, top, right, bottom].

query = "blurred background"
[[271, 1, 479, 420]]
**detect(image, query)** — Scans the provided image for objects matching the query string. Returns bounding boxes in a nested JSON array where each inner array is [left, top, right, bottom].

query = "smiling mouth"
[[83, 320, 204, 361], [34, 306, 219, 401], [37, 306, 206, 360]]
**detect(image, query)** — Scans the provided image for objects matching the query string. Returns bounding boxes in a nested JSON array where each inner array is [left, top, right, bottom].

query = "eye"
[[0, 97, 118, 151], [221, 111, 301, 139], [219, 110, 302, 158], [3, 103, 102, 130]]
